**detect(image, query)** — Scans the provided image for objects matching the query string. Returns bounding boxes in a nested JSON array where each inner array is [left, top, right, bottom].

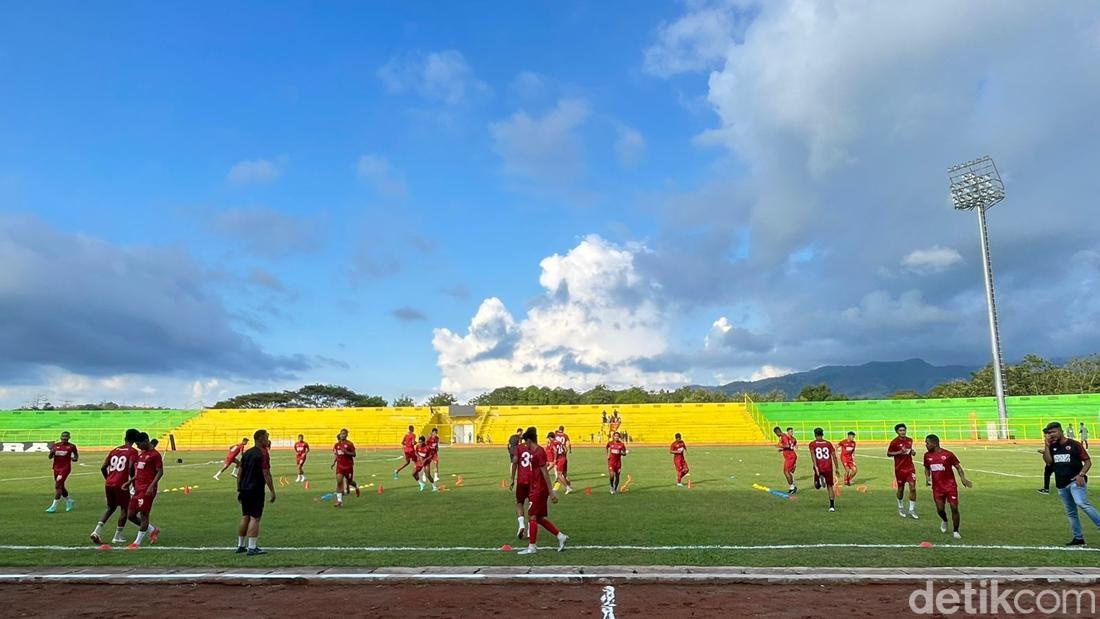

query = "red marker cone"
[[377, 484, 384, 494], [501, 544, 513, 552], [183, 486, 191, 495], [304, 480, 311, 490], [687, 479, 693, 489], [920, 541, 933, 548], [585, 487, 592, 496]]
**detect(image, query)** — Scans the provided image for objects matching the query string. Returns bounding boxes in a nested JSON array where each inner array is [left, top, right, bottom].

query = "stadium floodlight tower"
[[948, 155, 1008, 439]]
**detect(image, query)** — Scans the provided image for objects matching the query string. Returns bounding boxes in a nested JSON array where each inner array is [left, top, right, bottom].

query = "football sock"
[[909, 500, 916, 512], [539, 518, 560, 536], [248, 537, 258, 550], [93, 522, 104, 537], [135, 530, 146, 545], [829, 499, 835, 508], [49, 500, 59, 510], [336, 492, 343, 503], [517, 516, 525, 529], [529, 525, 538, 544], [238, 536, 246, 547], [897, 499, 904, 509]]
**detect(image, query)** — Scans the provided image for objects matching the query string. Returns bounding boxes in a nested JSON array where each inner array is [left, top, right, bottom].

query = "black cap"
[[1044, 421, 1062, 432]]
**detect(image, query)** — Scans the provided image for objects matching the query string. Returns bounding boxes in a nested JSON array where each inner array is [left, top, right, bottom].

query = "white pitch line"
[[0, 571, 1097, 583], [0, 542, 1096, 553]]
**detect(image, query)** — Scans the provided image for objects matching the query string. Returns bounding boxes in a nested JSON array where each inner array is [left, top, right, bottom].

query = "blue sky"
[[3, 2, 1100, 407]]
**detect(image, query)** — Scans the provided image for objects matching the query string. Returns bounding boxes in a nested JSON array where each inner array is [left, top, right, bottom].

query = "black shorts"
[[239, 491, 265, 519]]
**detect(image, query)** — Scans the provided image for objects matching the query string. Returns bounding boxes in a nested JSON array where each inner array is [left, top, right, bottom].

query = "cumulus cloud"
[[377, 50, 489, 105], [0, 215, 313, 384], [750, 364, 792, 381], [489, 98, 590, 185], [202, 206, 324, 258], [643, 0, 747, 77], [902, 245, 963, 274], [433, 235, 688, 399], [704, 316, 773, 353], [635, 1, 1100, 371], [615, 126, 646, 169], [357, 154, 409, 198], [226, 157, 286, 185]]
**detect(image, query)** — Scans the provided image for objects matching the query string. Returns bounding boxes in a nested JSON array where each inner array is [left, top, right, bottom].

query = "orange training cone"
[[687, 479, 693, 489], [500, 479, 508, 489], [585, 486, 591, 496], [378, 484, 384, 494], [183, 486, 191, 495], [304, 480, 311, 490], [891, 479, 898, 489], [456, 475, 464, 487]]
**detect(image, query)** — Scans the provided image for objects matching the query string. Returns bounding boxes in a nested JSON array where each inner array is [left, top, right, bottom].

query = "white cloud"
[[843, 290, 954, 328], [227, 157, 286, 185], [902, 245, 963, 274], [615, 126, 646, 169], [356, 154, 409, 198], [433, 235, 687, 399], [377, 50, 489, 105], [643, 0, 744, 77], [750, 364, 792, 381], [489, 99, 590, 185]]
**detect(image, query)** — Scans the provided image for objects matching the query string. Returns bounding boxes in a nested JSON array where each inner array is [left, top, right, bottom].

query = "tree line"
[[202, 353, 1098, 409]]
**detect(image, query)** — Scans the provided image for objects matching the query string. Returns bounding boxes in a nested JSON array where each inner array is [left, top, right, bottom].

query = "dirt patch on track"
[[6, 582, 1099, 618]]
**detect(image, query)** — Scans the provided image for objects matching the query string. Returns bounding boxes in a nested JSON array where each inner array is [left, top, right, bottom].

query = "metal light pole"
[[948, 156, 1008, 439]]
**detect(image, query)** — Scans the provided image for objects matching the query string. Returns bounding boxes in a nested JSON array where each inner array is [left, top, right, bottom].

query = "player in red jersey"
[[553, 426, 574, 494], [550, 430, 576, 494], [838, 431, 858, 485], [393, 425, 418, 479], [808, 427, 839, 512], [923, 434, 973, 539], [90, 429, 140, 545], [774, 426, 798, 494], [46, 431, 79, 513], [294, 434, 310, 483], [412, 436, 438, 492], [670, 433, 690, 486], [331, 429, 359, 507], [517, 427, 568, 555], [214, 437, 249, 481], [126, 433, 163, 548], [510, 436, 532, 539], [888, 423, 920, 519], [605, 432, 628, 494], [426, 428, 441, 483]]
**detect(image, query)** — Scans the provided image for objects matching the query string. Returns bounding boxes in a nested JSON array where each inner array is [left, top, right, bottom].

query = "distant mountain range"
[[708, 359, 975, 399]]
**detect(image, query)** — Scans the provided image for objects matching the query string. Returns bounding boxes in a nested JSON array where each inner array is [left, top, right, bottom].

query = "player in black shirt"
[[1042, 421, 1100, 546], [236, 429, 276, 556]]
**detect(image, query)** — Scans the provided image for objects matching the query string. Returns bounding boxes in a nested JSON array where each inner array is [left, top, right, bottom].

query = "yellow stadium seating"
[[475, 402, 767, 446], [169, 407, 439, 450]]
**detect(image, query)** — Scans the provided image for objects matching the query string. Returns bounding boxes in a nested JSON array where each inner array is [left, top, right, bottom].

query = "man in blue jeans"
[[1042, 421, 1100, 546]]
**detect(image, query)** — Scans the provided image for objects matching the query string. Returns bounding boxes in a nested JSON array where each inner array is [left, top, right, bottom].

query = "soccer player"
[[393, 425, 417, 479], [517, 427, 568, 555], [331, 429, 359, 507], [808, 428, 839, 512], [510, 433, 532, 539], [426, 427, 441, 483], [606, 431, 628, 494], [553, 425, 574, 494], [923, 434, 972, 539], [670, 433, 690, 486], [214, 437, 249, 480], [888, 423, 919, 519], [46, 431, 79, 513], [236, 429, 276, 556], [413, 436, 437, 492], [127, 432, 162, 548], [293, 434, 310, 483], [90, 428, 140, 544], [507, 427, 524, 475], [838, 431, 858, 485], [774, 426, 798, 494]]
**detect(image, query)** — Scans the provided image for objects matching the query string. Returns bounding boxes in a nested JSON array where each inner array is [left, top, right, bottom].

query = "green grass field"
[[0, 443, 1092, 568]]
